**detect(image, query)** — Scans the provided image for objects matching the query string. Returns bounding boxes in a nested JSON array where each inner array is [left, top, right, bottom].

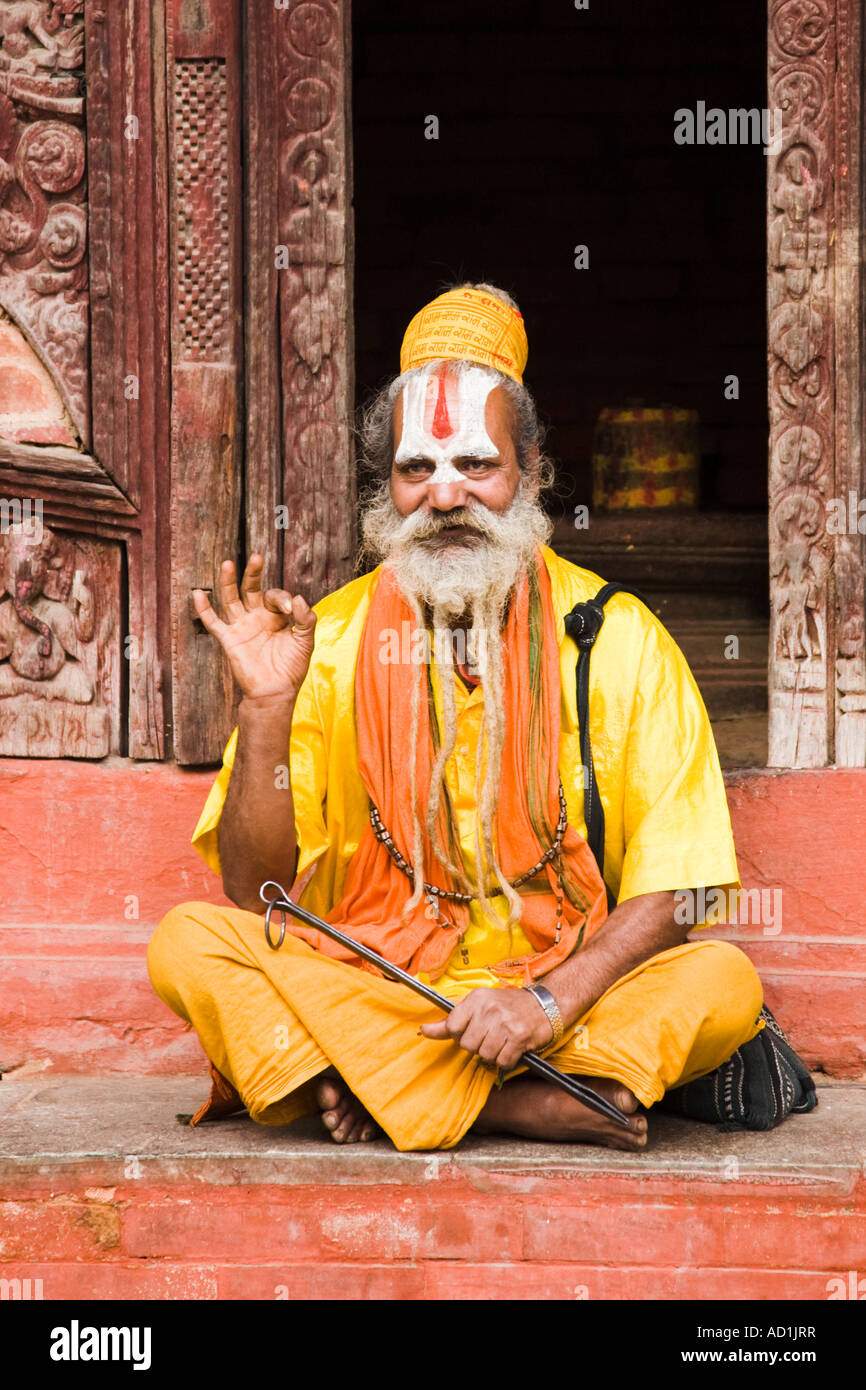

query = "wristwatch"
[[523, 983, 564, 1047]]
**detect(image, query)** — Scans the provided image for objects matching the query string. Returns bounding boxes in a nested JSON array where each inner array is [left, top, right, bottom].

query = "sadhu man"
[[148, 282, 764, 1152]]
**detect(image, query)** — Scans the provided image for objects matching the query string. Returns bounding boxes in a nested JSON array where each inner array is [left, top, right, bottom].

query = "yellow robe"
[[148, 547, 763, 1150]]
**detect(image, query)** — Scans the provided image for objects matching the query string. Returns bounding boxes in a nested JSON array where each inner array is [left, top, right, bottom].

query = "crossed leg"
[[149, 904, 763, 1153]]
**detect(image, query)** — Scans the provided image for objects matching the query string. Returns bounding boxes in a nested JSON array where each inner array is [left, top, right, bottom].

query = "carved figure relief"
[[0, 0, 88, 447], [0, 522, 116, 756], [0, 521, 93, 700], [770, 489, 827, 667], [835, 545, 865, 659], [284, 142, 343, 372]]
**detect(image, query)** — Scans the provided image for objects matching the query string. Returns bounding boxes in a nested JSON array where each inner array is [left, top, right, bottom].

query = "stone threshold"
[[1, 1074, 863, 1192]]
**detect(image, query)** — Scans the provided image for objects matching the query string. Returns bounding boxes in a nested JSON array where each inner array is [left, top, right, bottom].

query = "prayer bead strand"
[[369, 783, 569, 909]]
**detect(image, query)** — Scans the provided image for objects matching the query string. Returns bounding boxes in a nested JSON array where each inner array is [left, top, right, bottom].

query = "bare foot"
[[474, 1075, 648, 1151], [316, 1067, 380, 1144]]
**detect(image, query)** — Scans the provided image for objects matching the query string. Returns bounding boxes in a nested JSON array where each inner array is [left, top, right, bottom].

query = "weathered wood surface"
[[0, 0, 89, 448], [830, 0, 866, 766], [0, 1, 167, 759], [273, 0, 356, 603], [88, 0, 168, 759], [0, 440, 119, 483], [243, 1, 284, 597], [767, 0, 866, 768], [166, 0, 243, 764], [0, 2, 166, 761]]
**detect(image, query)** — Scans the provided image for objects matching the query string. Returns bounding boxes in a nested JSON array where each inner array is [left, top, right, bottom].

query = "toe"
[[316, 1078, 342, 1111], [630, 1114, 649, 1146], [332, 1108, 358, 1143], [613, 1086, 639, 1114]]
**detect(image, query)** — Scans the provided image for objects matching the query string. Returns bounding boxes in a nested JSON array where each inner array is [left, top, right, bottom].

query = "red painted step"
[[0, 1076, 863, 1301], [0, 926, 204, 1075], [1, 921, 863, 1077], [1, 761, 865, 1077]]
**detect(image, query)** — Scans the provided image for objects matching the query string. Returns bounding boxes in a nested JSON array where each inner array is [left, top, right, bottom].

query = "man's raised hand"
[[191, 554, 317, 702]]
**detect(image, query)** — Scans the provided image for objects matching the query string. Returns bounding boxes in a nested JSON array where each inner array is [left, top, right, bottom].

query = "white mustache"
[[393, 503, 502, 547]]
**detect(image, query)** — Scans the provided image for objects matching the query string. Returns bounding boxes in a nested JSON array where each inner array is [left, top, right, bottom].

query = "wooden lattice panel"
[[173, 58, 231, 363]]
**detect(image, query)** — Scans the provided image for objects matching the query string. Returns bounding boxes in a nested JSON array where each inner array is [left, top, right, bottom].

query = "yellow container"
[[591, 406, 699, 510]]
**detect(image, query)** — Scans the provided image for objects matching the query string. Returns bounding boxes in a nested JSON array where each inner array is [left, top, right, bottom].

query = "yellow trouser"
[[147, 901, 764, 1152]]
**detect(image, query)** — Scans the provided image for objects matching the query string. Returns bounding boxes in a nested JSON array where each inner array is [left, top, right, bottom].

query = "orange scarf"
[[286, 553, 608, 982]]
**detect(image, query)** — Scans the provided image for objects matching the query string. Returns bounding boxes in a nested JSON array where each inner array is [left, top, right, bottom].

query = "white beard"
[[360, 480, 553, 623], [360, 480, 553, 928]]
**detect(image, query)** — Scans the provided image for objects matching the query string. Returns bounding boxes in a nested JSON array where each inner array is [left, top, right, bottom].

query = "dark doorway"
[[352, 0, 767, 513], [351, 0, 770, 766]]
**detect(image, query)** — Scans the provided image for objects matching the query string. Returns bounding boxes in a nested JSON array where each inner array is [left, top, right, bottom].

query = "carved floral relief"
[[0, 0, 88, 448]]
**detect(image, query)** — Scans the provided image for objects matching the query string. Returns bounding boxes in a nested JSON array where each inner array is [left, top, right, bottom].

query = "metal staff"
[[259, 881, 632, 1129]]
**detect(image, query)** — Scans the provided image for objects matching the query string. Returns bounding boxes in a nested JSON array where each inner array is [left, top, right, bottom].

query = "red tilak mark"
[[430, 372, 453, 439]]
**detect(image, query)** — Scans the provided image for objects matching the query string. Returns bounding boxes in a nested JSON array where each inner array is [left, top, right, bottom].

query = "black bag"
[[563, 584, 817, 1130]]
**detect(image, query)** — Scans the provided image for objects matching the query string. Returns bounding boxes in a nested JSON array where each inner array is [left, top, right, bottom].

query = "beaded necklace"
[[368, 782, 568, 959]]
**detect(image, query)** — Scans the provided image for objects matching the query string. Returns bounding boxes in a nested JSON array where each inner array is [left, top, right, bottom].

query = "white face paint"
[[395, 364, 499, 483]]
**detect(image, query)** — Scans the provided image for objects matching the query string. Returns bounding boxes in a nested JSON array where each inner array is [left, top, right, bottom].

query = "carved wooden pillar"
[[830, 0, 865, 766], [245, 0, 356, 604], [768, 0, 866, 767], [166, 0, 243, 764]]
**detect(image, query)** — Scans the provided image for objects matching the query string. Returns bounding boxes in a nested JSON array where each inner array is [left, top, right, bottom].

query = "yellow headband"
[[399, 287, 528, 385]]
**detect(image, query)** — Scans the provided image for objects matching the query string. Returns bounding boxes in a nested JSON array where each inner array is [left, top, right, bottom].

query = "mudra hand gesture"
[[191, 554, 317, 702]]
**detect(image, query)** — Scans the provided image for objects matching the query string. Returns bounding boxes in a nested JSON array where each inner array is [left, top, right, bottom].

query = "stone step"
[[0, 926, 204, 1075], [0, 1074, 863, 1301], [1, 922, 863, 1078]]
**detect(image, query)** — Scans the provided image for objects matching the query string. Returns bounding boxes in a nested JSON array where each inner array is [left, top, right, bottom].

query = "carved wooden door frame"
[[243, 1, 355, 611], [0, 0, 355, 764], [768, 0, 866, 767], [169, 0, 355, 763], [6, 2, 863, 770]]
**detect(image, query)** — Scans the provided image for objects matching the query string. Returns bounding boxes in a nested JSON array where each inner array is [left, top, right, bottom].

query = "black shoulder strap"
[[563, 583, 650, 909]]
